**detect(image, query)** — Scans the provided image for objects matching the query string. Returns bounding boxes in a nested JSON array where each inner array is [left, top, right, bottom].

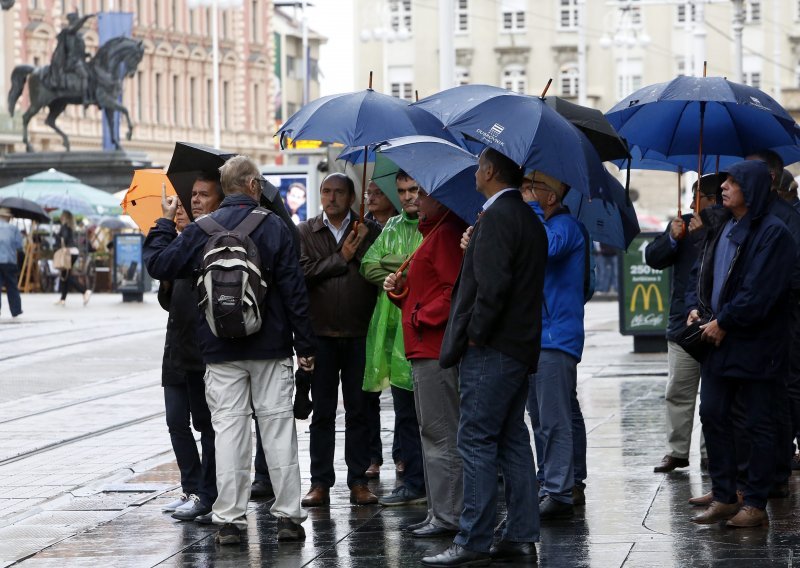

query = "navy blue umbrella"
[[563, 170, 639, 250], [606, 76, 800, 162], [372, 136, 483, 225], [414, 85, 598, 196]]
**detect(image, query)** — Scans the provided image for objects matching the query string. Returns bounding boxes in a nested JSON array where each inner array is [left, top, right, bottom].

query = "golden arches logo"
[[630, 283, 664, 312]]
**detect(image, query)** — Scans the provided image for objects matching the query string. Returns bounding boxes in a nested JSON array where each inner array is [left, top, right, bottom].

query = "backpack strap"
[[234, 207, 270, 237], [196, 215, 227, 235]]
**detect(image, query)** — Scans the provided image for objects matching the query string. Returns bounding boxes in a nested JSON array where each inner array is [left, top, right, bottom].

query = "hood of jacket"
[[728, 160, 772, 222]]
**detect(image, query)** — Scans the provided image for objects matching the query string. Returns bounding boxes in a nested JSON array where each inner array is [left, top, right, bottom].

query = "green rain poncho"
[[360, 211, 422, 392]]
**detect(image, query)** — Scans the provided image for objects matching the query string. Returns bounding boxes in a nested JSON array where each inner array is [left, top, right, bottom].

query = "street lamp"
[[599, 1, 651, 100]]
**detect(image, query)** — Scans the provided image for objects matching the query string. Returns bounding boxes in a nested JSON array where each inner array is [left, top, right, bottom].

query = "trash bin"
[[113, 234, 144, 303], [618, 232, 671, 353]]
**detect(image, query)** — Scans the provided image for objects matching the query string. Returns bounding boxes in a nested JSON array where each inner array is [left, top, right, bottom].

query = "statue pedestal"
[[0, 151, 157, 193]]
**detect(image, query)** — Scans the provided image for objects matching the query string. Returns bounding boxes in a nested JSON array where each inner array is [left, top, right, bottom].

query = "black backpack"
[[195, 208, 270, 338]]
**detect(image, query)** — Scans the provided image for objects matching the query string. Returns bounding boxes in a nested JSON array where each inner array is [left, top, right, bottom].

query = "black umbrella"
[[166, 142, 236, 221], [0, 196, 50, 223], [541, 96, 630, 162]]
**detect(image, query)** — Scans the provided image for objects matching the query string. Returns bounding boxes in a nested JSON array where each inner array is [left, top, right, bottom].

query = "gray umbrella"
[[0, 196, 50, 223]]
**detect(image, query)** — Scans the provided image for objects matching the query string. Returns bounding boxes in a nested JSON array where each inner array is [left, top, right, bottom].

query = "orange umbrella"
[[122, 169, 176, 235]]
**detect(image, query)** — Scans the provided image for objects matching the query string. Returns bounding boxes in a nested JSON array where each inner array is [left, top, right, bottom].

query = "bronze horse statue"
[[7, 36, 144, 152]]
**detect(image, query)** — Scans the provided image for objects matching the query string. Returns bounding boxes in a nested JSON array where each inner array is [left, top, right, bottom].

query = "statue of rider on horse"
[[7, 11, 144, 152]]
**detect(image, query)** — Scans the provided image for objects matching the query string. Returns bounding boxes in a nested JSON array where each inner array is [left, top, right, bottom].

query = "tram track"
[[0, 326, 163, 362]]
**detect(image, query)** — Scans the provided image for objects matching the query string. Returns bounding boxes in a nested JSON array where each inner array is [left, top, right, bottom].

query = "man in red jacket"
[[384, 189, 467, 538]]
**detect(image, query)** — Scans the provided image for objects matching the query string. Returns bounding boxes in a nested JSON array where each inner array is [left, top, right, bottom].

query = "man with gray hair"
[[144, 155, 316, 545]]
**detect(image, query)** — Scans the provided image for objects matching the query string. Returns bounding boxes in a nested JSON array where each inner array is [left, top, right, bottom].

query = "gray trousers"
[[665, 341, 706, 460], [411, 358, 462, 530]]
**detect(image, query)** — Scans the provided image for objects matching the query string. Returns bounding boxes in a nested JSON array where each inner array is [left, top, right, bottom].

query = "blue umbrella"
[[414, 85, 597, 196], [372, 136, 483, 224], [606, 75, 800, 162], [37, 193, 94, 215], [563, 170, 640, 250]]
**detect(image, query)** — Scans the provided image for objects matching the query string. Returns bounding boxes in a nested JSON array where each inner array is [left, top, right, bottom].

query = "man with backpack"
[[144, 155, 315, 546]]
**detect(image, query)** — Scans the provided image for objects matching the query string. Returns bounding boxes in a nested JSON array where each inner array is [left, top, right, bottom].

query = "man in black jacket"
[[158, 187, 221, 522], [423, 148, 547, 567], [687, 160, 794, 528], [646, 173, 722, 474], [144, 156, 316, 545]]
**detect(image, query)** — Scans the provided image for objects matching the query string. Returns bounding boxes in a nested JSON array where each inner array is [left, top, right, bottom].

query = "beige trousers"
[[205, 358, 306, 528], [665, 341, 707, 460]]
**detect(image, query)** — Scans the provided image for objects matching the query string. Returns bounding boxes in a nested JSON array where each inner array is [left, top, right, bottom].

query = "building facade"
[[0, 1, 322, 169], [353, 0, 800, 218]]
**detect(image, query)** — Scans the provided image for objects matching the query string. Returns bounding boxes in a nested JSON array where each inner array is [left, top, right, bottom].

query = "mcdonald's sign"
[[630, 283, 664, 313]]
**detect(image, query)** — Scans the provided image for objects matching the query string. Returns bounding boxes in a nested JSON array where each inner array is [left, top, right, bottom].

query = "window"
[[251, 0, 259, 42], [558, 0, 579, 30], [172, 1, 179, 31], [223, 80, 230, 129], [190, 77, 196, 127], [616, 59, 642, 99], [676, 56, 687, 76], [253, 83, 260, 131], [676, 2, 696, 24], [501, 0, 526, 31], [206, 8, 212, 37], [309, 58, 319, 82], [389, 0, 412, 33], [502, 64, 526, 93], [456, 66, 470, 86], [172, 75, 179, 126], [559, 63, 579, 97], [189, 8, 195, 34], [207, 79, 213, 129], [155, 72, 162, 124], [221, 11, 228, 39], [287, 102, 297, 117], [389, 65, 414, 100], [746, 0, 761, 23], [136, 71, 143, 121], [287, 55, 297, 79], [154, 0, 160, 27], [743, 55, 762, 88], [456, 0, 468, 33]]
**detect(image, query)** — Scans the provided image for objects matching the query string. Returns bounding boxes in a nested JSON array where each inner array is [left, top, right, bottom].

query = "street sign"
[[618, 232, 671, 336]]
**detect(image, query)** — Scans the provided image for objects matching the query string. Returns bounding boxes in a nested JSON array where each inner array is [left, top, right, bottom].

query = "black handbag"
[[676, 319, 712, 362]]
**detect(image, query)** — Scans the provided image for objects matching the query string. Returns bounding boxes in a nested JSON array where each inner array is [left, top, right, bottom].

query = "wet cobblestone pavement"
[[2, 295, 800, 566]]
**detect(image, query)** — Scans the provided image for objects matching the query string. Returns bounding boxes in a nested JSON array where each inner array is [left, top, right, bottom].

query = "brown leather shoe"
[[365, 461, 381, 479], [726, 505, 768, 528], [301, 484, 330, 507], [653, 455, 689, 473], [689, 490, 743, 507], [349, 484, 378, 505], [691, 501, 740, 524], [395, 460, 406, 477]]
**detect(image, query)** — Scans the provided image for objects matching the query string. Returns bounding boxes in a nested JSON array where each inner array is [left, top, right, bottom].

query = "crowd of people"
[[141, 146, 800, 565]]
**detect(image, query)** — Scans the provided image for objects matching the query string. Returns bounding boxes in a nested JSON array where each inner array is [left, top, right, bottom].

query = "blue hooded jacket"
[[686, 160, 795, 380], [529, 201, 588, 361]]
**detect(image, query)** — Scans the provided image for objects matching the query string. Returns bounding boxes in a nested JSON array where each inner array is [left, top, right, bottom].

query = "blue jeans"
[[455, 346, 539, 553], [527, 349, 583, 503], [0, 263, 21, 317], [164, 374, 217, 507]]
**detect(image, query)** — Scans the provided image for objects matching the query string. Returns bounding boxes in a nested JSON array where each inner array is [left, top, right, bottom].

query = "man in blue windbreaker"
[[523, 171, 592, 519]]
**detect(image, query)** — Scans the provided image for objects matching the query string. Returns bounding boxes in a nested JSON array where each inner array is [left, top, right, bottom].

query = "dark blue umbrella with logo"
[[414, 85, 598, 196]]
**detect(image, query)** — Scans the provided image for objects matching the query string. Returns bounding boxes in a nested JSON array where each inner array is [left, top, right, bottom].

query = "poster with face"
[[265, 174, 308, 224]]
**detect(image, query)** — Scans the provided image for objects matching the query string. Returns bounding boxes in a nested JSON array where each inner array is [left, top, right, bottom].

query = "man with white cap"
[[0, 208, 23, 319]]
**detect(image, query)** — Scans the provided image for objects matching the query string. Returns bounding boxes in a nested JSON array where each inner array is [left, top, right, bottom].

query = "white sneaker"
[[54, 299, 65, 306], [162, 492, 190, 512], [83, 290, 92, 306], [174, 494, 201, 512]]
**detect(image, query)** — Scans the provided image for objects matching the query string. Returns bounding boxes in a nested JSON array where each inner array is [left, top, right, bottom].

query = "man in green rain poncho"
[[360, 170, 426, 505]]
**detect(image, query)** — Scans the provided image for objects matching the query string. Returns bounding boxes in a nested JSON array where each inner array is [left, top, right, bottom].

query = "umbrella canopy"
[[0, 168, 122, 215], [166, 142, 236, 221], [96, 216, 132, 230], [542, 95, 629, 162], [276, 88, 450, 150], [122, 169, 177, 235], [38, 193, 94, 216], [563, 171, 640, 250], [414, 86, 599, 196], [0, 196, 49, 223], [372, 136, 483, 224], [606, 76, 800, 160]]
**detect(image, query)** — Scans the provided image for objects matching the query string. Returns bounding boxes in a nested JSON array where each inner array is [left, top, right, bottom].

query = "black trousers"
[[254, 417, 271, 483], [700, 371, 777, 509], [309, 336, 370, 488], [391, 385, 424, 494], [366, 391, 401, 464], [164, 374, 217, 507]]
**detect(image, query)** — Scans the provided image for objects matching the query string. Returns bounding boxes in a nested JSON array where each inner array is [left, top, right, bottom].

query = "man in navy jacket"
[[144, 155, 315, 545], [687, 160, 794, 528]]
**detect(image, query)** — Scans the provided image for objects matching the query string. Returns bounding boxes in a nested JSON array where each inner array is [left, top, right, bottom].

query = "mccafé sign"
[[620, 235, 670, 336]]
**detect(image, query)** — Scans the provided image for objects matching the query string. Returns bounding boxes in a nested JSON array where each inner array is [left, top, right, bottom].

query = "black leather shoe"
[[653, 455, 689, 473], [411, 523, 458, 538], [539, 495, 573, 519], [490, 540, 538, 563], [171, 498, 211, 521], [700, 457, 709, 472], [250, 479, 275, 500], [421, 544, 490, 567], [404, 517, 431, 532], [195, 512, 214, 524]]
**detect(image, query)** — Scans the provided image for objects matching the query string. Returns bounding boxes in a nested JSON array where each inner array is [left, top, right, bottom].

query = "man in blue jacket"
[[144, 155, 316, 545], [522, 171, 591, 519], [687, 160, 794, 528]]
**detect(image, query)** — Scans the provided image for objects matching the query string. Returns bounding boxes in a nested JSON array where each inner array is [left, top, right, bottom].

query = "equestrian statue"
[[7, 12, 144, 152]]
